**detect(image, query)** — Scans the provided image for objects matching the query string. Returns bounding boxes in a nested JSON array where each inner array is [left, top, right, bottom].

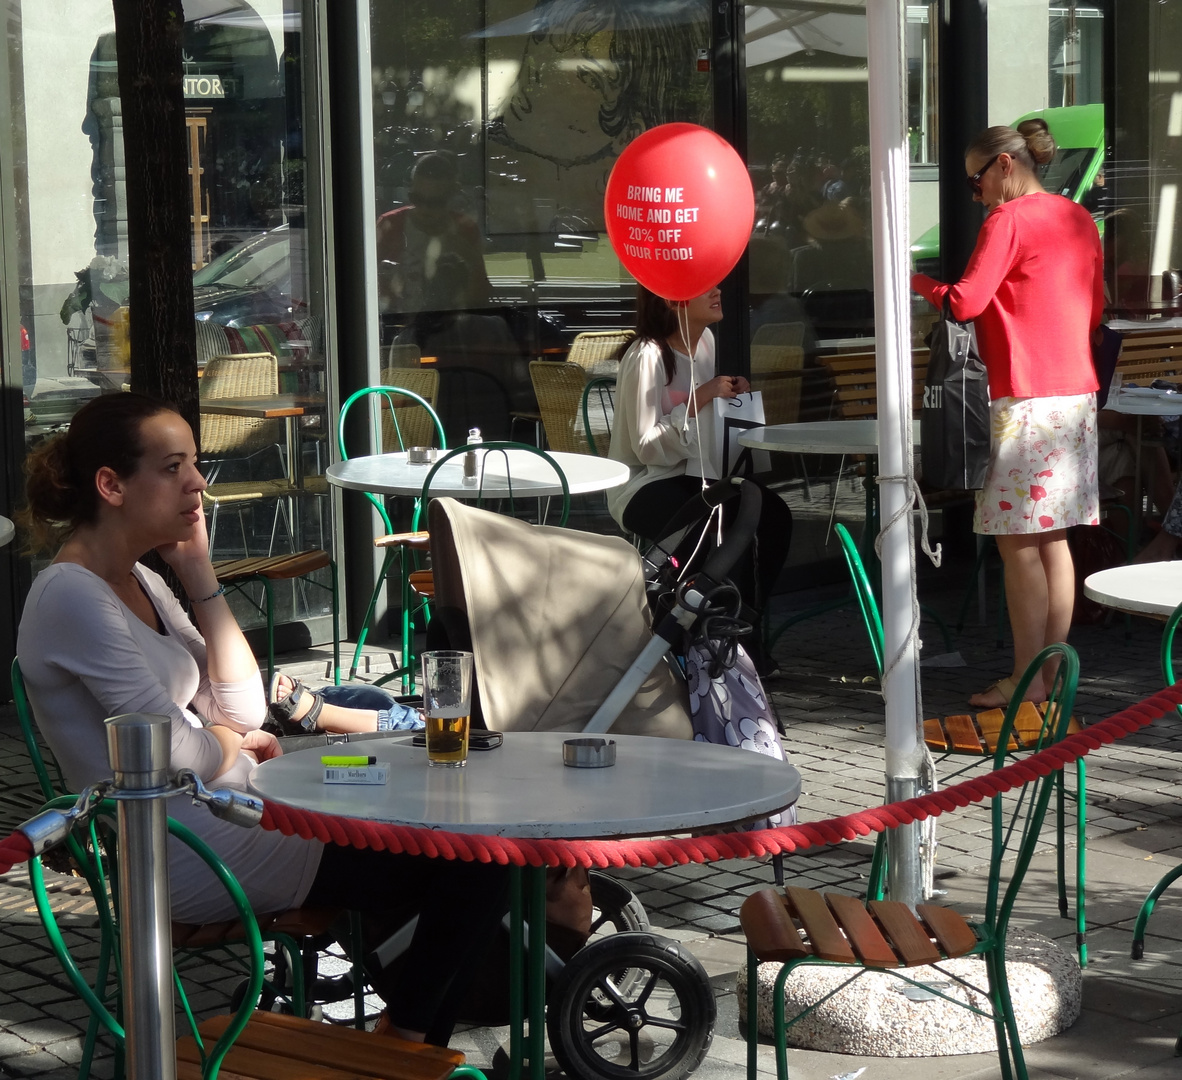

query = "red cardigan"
[[912, 192, 1103, 399]]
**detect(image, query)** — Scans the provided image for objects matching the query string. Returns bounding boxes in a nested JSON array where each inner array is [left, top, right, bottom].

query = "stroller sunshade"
[[429, 498, 692, 737]]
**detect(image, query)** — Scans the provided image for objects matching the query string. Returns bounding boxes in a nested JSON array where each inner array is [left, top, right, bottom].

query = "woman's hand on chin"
[[157, 510, 212, 574]]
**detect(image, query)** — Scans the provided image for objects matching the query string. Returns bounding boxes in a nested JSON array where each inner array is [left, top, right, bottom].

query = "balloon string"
[[675, 297, 722, 586]]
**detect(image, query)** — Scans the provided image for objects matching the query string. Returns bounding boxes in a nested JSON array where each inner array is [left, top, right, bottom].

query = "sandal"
[[267, 673, 325, 736], [968, 676, 1019, 711]]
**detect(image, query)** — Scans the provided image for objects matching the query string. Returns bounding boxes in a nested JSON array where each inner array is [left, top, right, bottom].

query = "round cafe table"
[[251, 732, 800, 1080], [326, 449, 629, 500], [1083, 562, 1182, 620], [0, 516, 13, 548]]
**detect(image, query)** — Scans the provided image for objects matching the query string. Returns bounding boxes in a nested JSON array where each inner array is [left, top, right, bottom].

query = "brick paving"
[[3, 526, 1182, 1077]]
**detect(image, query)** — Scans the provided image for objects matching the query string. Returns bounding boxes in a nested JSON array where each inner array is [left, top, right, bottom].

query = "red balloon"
[[604, 123, 754, 301]]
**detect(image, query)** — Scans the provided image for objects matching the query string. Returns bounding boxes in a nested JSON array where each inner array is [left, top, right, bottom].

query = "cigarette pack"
[[323, 763, 390, 785]]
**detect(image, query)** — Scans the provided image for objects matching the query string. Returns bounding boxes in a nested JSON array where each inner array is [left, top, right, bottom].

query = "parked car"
[[192, 223, 308, 326]]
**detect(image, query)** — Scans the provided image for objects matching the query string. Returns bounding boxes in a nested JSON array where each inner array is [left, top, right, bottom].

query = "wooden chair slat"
[[785, 886, 856, 963], [943, 713, 985, 754], [196, 1014, 460, 1080], [238, 1011, 466, 1067], [868, 900, 942, 967], [826, 893, 898, 968], [976, 708, 1019, 753], [922, 717, 950, 751], [1036, 701, 1084, 738], [739, 889, 812, 963], [178, 1036, 362, 1080], [1011, 700, 1047, 748], [408, 570, 436, 600], [374, 531, 432, 551], [917, 904, 979, 959]]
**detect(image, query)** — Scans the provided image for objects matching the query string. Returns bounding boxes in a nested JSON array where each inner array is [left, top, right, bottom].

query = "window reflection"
[[11, 1, 330, 635], [370, 0, 712, 449]]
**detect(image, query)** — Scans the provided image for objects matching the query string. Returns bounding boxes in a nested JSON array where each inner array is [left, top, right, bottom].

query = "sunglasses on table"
[[966, 154, 1002, 194]]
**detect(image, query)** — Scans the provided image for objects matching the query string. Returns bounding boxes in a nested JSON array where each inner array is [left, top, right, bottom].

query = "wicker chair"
[[530, 360, 592, 454], [376, 367, 441, 451], [199, 352, 284, 479], [386, 342, 422, 369], [566, 329, 633, 375]]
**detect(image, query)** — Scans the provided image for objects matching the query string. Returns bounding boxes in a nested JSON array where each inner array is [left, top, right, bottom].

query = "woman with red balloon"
[[603, 123, 793, 674], [606, 283, 793, 675]]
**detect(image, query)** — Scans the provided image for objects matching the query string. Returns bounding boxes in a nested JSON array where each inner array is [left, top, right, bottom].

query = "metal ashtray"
[[562, 738, 616, 768], [407, 446, 438, 465]]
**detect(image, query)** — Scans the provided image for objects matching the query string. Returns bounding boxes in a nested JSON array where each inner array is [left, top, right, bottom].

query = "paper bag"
[[685, 391, 768, 479]]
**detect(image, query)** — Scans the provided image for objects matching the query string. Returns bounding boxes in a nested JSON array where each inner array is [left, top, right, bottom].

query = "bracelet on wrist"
[[190, 584, 226, 604]]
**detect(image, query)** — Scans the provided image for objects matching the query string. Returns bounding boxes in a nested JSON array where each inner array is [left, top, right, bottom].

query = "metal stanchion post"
[[106, 713, 176, 1080]]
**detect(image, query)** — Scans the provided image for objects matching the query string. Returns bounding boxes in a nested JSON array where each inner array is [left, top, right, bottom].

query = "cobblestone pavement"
[[3, 536, 1182, 1078]]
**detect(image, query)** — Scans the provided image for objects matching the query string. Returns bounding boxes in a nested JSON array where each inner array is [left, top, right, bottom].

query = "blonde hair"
[[967, 118, 1056, 171]]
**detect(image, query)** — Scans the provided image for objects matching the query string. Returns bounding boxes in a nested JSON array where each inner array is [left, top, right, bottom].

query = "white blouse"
[[606, 330, 715, 525]]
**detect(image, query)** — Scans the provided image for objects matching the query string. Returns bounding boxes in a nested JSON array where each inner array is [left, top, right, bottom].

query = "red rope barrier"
[[0, 831, 34, 876], [259, 682, 1182, 869]]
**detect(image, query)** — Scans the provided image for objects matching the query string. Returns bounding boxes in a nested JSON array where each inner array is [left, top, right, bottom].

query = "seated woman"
[[607, 284, 793, 673], [16, 392, 507, 1045]]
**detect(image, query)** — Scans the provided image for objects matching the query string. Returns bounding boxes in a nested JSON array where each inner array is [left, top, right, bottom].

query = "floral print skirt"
[[974, 392, 1099, 535]]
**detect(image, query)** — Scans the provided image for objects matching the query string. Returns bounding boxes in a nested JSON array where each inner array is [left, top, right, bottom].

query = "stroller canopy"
[[429, 498, 692, 738]]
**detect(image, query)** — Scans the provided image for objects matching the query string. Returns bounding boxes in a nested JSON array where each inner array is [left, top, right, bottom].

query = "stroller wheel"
[[589, 872, 650, 937], [547, 932, 715, 1080], [586, 873, 651, 1018]]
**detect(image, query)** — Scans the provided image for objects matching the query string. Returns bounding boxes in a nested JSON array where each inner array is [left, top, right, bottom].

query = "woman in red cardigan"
[[912, 119, 1104, 708]]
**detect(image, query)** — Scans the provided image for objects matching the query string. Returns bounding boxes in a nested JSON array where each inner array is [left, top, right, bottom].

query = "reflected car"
[[193, 223, 308, 326], [911, 103, 1105, 277]]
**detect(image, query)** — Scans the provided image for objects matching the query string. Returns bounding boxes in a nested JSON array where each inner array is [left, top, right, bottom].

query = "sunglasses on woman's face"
[[966, 154, 1002, 195]]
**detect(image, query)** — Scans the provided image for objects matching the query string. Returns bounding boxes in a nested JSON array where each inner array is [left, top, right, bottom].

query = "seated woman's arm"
[[154, 517, 266, 734], [32, 568, 249, 780]]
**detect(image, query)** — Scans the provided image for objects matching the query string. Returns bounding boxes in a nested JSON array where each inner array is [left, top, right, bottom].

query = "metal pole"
[[106, 713, 176, 1080], [867, 0, 924, 908]]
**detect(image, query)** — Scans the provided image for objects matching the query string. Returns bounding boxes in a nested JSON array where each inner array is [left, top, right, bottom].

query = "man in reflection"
[[377, 152, 490, 314]]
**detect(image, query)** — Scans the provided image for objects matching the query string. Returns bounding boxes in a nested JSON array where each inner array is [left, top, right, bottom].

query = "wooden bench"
[[1115, 326, 1182, 384], [817, 349, 929, 420]]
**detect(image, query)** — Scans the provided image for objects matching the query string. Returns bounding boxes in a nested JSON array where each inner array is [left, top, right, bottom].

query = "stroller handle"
[[695, 477, 763, 591], [581, 477, 762, 736]]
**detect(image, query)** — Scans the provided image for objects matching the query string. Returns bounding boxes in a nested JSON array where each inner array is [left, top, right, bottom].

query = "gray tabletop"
[[1084, 562, 1182, 619], [249, 731, 801, 840], [326, 449, 629, 499], [1105, 388, 1182, 416], [738, 419, 920, 456]]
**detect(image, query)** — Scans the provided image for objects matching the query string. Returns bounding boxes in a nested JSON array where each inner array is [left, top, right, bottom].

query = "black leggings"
[[621, 474, 793, 619], [304, 844, 509, 1045]]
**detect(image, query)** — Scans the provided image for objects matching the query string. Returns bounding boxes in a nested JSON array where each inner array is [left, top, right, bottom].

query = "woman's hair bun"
[[1016, 118, 1056, 167]]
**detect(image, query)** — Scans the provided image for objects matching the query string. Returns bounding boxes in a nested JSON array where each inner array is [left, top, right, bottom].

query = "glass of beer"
[[421, 650, 473, 767]]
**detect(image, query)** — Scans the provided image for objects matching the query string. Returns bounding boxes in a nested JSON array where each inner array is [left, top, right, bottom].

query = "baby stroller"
[[425, 477, 797, 1080]]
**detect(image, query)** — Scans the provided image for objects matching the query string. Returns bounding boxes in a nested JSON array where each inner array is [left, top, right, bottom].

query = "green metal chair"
[[413, 442, 571, 531], [11, 657, 65, 801], [15, 657, 366, 1059], [338, 383, 447, 692], [740, 642, 1080, 1080], [29, 797, 483, 1080], [401, 443, 571, 647], [833, 523, 1088, 965]]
